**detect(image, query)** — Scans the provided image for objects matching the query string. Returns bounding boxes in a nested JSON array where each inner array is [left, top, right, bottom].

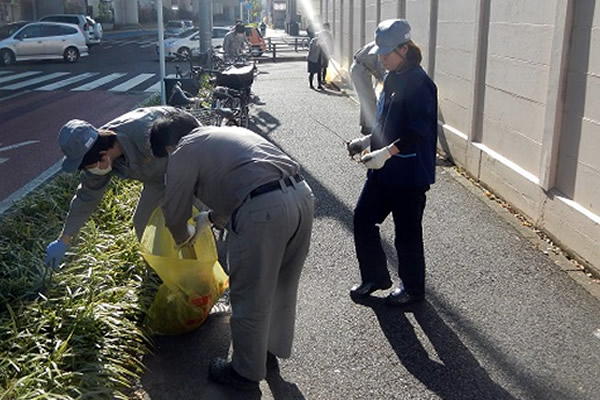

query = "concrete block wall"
[[318, 0, 600, 272]]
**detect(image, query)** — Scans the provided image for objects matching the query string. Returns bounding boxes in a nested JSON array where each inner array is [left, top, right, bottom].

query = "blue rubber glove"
[[45, 239, 68, 270]]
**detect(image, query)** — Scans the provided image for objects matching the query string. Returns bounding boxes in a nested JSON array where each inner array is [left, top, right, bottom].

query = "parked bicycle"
[[210, 64, 257, 127]]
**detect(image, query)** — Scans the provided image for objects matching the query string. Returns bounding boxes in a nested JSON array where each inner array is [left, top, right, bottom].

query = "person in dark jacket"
[[347, 19, 438, 306], [306, 36, 323, 89]]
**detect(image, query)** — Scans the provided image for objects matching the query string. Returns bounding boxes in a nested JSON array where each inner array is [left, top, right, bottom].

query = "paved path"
[[137, 62, 600, 400]]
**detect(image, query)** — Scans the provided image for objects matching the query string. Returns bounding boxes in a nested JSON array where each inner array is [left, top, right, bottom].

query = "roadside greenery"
[[0, 175, 159, 399]]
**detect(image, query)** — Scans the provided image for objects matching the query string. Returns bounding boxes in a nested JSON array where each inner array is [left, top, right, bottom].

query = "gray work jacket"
[[162, 126, 300, 244], [353, 41, 385, 82], [62, 106, 183, 236]]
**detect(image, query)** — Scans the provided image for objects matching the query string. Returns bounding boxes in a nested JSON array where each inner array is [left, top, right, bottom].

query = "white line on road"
[[0, 160, 62, 215], [71, 73, 126, 91], [0, 140, 40, 153], [144, 81, 161, 92], [109, 73, 155, 92], [118, 40, 142, 46], [0, 70, 12, 76], [0, 71, 42, 84], [0, 158, 7, 164], [36, 72, 99, 91], [0, 72, 70, 90]]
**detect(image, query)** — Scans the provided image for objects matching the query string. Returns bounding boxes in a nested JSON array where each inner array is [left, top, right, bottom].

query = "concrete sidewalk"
[[136, 61, 600, 400]]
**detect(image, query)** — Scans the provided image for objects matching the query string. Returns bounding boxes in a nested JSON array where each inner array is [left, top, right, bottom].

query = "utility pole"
[[198, 0, 212, 66], [157, 0, 166, 105]]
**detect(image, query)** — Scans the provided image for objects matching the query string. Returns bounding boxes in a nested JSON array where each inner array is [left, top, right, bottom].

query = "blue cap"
[[370, 19, 412, 55], [58, 119, 99, 173]]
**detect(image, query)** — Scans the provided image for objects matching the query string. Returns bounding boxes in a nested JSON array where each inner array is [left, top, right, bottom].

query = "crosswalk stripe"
[[0, 71, 42, 84], [144, 81, 161, 92], [118, 40, 141, 46], [36, 72, 99, 91], [0, 72, 70, 90], [109, 73, 155, 92], [0, 70, 13, 76], [71, 73, 127, 91]]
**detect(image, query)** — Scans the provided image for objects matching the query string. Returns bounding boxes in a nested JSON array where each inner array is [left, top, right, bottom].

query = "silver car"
[[0, 21, 88, 66]]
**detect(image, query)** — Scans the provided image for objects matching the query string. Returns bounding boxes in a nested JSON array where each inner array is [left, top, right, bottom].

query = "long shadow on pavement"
[[351, 296, 517, 400]]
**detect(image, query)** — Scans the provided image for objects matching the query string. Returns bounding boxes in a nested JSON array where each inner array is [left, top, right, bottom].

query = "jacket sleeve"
[[62, 171, 112, 237]]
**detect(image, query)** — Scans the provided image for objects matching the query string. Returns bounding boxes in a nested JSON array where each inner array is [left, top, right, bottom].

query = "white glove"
[[175, 223, 197, 249], [347, 135, 371, 157], [190, 211, 213, 245], [361, 147, 392, 169]]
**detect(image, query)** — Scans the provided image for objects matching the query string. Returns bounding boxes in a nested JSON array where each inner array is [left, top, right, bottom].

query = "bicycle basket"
[[186, 106, 218, 126], [216, 65, 255, 90]]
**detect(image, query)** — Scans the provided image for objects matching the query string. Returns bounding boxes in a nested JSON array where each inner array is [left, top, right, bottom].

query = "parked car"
[[245, 26, 266, 56], [0, 21, 88, 66], [39, 14, 103, 46], [158, 27, 231, 59], [165, 20, 194, 37]]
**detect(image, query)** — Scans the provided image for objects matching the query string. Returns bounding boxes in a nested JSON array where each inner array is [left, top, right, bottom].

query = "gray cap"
[[58, 119, 99, 173], [370, 19, 412, 55]]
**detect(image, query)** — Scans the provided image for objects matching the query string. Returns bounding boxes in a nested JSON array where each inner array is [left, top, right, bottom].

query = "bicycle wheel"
[[239, 105, 249, 128]]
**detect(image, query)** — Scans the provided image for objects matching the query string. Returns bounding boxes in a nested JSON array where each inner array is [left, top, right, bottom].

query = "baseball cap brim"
[[368, 44, 396, 55]]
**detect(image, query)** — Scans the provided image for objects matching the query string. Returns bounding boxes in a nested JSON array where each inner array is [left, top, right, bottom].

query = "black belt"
[[249, 174, 304, 199]]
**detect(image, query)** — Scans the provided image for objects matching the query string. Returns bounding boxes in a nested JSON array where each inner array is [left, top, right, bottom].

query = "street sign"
[[245, 2, 252, 10]]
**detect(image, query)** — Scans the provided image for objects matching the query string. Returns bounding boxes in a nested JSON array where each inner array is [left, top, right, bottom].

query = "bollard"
[[273, 43, 277, 62], [295, 38, 298, 52], [268, 37, 272, 52]]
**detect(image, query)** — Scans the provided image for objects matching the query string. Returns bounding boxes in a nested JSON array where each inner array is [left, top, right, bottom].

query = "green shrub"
[[0, 175, 159, 399]]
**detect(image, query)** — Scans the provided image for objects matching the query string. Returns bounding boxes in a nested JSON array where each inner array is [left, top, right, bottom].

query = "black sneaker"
[[350, 281, 392, 298], [385, 288, 424, 307], [209, 357, 259, 392]]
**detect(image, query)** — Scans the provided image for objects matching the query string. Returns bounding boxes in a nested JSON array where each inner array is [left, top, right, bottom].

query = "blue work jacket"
[[369, 65, 438, 187]]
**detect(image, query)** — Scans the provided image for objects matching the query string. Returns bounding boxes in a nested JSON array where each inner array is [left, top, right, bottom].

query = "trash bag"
[[140, 208, 229, 335]]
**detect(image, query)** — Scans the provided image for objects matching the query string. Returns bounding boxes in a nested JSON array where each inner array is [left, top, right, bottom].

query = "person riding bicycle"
[[223, 23, 249, 64]]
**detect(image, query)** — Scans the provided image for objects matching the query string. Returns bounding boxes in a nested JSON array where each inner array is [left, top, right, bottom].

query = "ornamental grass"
[[0, 175, 159, 399]]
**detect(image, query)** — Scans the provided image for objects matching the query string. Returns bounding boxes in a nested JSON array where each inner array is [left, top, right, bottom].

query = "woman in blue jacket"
[[347, 19, 438, 306]]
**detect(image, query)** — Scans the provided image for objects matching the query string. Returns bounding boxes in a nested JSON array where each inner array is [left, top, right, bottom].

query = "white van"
[[39, 14, 103, 46]]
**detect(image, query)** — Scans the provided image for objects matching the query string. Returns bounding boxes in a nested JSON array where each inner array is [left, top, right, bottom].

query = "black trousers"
[[353, 177, 428, 296]]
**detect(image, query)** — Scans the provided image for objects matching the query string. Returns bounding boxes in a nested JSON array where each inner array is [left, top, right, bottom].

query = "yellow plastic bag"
[[140, 208, 229, 335]]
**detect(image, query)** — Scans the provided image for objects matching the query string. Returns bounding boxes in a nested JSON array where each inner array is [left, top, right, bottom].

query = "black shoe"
[[385, 288, 424, 307], [317, 85, 324, 90], [350, 281, 392, 298], [310, 84, 314, 89], [266, 351, 279, 371], [209, 357, 259, 392]]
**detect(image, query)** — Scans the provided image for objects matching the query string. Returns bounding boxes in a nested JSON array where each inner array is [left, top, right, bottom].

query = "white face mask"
[[88, 164, 112, 175], [87, 156, 112, 175]]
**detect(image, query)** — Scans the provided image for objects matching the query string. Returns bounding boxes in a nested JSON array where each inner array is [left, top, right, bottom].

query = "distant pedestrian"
[[347, 19, 438, 306], [351, 41, 385, 135], [259, 21, 267, 37], [223, 23, 249, 63], [318, 22, 333, 85], [306, 22, 315, 39], [307, 36, 323, 89]]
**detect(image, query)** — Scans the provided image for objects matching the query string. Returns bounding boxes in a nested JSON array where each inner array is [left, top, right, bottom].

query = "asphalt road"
[[0, 32, 161, 210], [137, 62, 600, 399]]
